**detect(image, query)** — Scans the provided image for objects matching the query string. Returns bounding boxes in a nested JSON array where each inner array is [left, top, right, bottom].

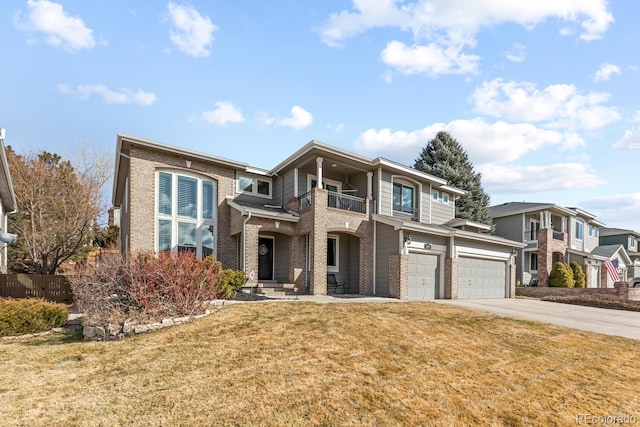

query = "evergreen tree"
[[413, 131, 492, 226]]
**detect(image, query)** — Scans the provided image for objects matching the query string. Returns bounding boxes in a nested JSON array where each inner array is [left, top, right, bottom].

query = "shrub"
[[128, 251, 222, 319], [0, 298, 68, 337], [570, 262, 586, 288], [548, 262, 575, 288], [68, 255, 137, 326], [218, 269, 247, 299]]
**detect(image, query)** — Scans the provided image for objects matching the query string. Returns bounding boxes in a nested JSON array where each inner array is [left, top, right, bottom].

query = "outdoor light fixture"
[[275, 221, 280, 229], [0, 233, 17, 244]]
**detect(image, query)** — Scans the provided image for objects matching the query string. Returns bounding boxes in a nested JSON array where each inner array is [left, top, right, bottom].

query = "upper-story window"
[[237, 174, 271, 198], [629, 237, 636, 250], [393, 180, 415, 214], [308, 175, 342, 193], [442, 193, 449, 204], [432, 190, 439, 202], [575, 221, 584, 240], [529, 219, 540, 241], [157, 171, 217, 258]]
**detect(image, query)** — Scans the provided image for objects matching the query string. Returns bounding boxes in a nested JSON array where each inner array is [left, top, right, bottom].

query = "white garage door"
[[458, 257, 506, 299], [408, 253, 439, 300]]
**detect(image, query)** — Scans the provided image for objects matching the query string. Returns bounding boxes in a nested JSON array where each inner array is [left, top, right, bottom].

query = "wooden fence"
[[0, 274, 73, 304]]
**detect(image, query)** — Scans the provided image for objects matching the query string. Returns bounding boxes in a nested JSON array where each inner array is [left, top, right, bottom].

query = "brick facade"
[[388, 254, 408, 299], [537, 227, 567, 287], [444, 258, 458, 299]]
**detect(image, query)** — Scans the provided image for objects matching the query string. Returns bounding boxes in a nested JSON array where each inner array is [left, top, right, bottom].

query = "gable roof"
[[488, 202, 574, 218], [591, 244, 632, 264], [599, 227, 640, 238]]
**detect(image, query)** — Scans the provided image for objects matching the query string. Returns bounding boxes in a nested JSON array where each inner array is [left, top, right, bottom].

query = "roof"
[[599, 227, 640, 238], [226, 198, 299, 222], [372, 213, 526, 248], [489, 202, 574, 218], [590, 244, 632, 264], [489, 202, 601, 224]]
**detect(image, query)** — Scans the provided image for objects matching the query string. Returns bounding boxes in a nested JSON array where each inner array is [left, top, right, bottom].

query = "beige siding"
[[431, 198, 454, 225], [378, 170, 393, 216], [493, 215, 524, 242], [420, 184, 431, 223]]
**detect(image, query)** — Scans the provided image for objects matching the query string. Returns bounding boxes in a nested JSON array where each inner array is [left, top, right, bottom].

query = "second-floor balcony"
[[297, 190, 367, 214]]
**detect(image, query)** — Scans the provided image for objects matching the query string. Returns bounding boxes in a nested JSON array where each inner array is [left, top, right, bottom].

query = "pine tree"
[[413, 131, 492, 226]]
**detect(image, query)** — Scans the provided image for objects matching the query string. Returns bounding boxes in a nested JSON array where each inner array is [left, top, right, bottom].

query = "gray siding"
[[420, 184, 431, 223], [599, 235, 626, 247], [493, 215, 524, 242], [375, 222, 399, 296]]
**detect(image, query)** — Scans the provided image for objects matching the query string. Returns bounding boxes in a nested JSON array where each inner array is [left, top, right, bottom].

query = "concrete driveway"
[[437, 298, 640, 340]]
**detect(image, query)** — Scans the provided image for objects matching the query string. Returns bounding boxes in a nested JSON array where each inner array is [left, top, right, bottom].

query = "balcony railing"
[[393, 204, 420, 222], [296, 190, 367, 214], [553, 230, 564, 241], [328, 191, 366, 214]]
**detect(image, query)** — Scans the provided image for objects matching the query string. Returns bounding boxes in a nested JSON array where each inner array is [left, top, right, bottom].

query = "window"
[[327, 235, 339, 272], [530, 253, 538, 271], [237, 174, 271, 198], [393, 182, 415, 214], [432, 190, 439, 202], [630, 237, 636, 250], [309, 175, 341, 193], [442, 193, 449, 204], [575, 221, 584, 240], [588, 225, 594, 237], [529, 220, 540, 241], [157, 171, 217, 258]]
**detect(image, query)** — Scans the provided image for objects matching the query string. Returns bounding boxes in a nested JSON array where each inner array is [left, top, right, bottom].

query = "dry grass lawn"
[[1, 301, 639, 426]]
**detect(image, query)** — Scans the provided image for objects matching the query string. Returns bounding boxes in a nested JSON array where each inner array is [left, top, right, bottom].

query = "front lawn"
[[0, 301, 638, 426]]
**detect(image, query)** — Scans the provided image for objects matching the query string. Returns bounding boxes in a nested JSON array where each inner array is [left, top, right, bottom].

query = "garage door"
[[458, 257, 506, 299], [408, 253, 439, 300]]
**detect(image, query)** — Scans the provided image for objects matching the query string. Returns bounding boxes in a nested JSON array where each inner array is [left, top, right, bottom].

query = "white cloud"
[[318, 1, 612, 76], [471, 79, 621, 130], [593, 62, 621, 82], [634, 110, 640, 122], [380, 40, 480, 76], [479, 163, 603, 194], [58, 83, 156, 106], [505, 43, 526, 63], [167, 2, 217, 57], [14, 0, 95, 52], [201, 101, 244, 125], [256, 111, 275, 126], [612, 128, 640, 151], [580, 193, 640, 229], [355, 118, 583, 166], [277, 106, 314, 130]]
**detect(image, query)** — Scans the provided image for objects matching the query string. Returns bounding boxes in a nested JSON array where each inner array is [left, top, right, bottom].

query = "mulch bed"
[[541, 295, 640, 312]]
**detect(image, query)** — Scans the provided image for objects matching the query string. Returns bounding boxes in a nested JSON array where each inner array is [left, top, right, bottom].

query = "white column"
[[316, 157, 323, 189], [367, 172, 373, 200], [293, 168, 299, 198]]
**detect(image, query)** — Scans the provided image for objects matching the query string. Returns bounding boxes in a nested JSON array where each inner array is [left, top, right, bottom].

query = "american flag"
[[604, 260, 619, 282]]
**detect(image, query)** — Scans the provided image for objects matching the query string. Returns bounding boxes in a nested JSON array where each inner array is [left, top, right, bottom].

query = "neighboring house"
[[0, 130, 17, 273], [599, 227, 640, 280], [113, 134, 524, 300], [591, 244, 631, 287], [489, 202, 627, 288]]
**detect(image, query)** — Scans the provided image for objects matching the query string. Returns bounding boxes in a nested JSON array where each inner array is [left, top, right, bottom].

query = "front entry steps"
[[242, 281, 304, 298]]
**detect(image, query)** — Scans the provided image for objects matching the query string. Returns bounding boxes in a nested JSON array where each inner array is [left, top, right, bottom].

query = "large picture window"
[[156, 171, 217, 258], [393, 182, 415, 214]]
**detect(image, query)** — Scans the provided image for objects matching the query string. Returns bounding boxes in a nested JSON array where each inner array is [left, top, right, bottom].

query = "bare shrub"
[[128, 251, 223, 319], [68, 256, 138, 326]]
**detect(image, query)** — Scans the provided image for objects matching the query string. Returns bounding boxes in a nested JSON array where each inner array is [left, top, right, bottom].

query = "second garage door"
[[458, 257, 506, 299], [408, 252, 439, 300]]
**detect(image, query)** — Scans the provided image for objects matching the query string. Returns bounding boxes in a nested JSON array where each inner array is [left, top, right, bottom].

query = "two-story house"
[[113, 134, 523, 300], [599, 227, 640, 280], [489, 202, 627, 288]]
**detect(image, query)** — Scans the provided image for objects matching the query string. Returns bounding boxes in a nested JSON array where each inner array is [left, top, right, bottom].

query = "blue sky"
[[1, 1, 639, 230]]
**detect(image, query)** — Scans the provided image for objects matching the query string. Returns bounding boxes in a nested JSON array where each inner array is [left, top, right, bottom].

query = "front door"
[[258, 237, 274, 281]]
